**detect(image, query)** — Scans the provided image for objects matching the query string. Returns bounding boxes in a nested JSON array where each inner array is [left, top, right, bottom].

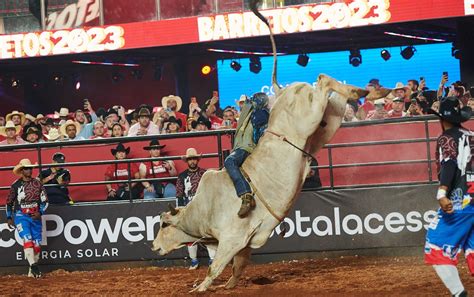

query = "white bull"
[[152, 75, 384, 292], [152, 1, 390, 292]]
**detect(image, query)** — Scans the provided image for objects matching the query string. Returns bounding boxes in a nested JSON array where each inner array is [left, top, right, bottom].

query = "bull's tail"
[[249, 0, 280, 93]]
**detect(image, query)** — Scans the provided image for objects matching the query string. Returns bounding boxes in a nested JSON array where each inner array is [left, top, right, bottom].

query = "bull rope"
[[241, 168, 285, 222]]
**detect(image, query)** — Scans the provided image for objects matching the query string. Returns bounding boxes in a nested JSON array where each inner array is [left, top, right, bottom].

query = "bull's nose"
[[151, 245, 159, 252]]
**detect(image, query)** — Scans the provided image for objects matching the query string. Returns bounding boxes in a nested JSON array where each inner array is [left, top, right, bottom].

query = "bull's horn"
[[168, 203, 178, 216], [366, 87, 392, 101]]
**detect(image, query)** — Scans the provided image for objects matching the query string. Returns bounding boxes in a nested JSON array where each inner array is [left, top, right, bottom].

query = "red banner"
[[0, 0, 471, 59]]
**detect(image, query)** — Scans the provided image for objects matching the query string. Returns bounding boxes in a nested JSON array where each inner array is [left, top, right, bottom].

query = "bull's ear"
[[168, 203, 179, 216]]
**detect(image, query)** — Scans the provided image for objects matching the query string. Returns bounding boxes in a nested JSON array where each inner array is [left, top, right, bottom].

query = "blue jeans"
[[224, 148, 251, 197], [143, 183, 176, 199]]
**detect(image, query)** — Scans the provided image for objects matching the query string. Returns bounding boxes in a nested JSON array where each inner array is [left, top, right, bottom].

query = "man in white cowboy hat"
[[128, 106, 160, 136], [0, 121, 25, 145], [44, 128, 61, 142], [60, 120, 83, 141], [6, 159, 48, 278], [162, 95, 187, 132], [424, 97, 473, 297], [55, 107, 70, 125], [5, 110, 25, 127], [390, 82, 412, 110], [176, 147, 216, 269]]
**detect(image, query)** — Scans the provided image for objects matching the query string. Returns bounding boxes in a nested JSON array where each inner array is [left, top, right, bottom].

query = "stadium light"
[[400, 46, 416, 60], [249, 56, 262, 74], [349, 49, 362, 67], [230, 61, 242, 72], [381, 49, 391, 61], [297, 54, 309, 67], [451, 43, 461, 59]]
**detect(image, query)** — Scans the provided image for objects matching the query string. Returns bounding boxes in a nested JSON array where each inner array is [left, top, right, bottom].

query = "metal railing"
[[0, 115, 449, 204], [0, 129, 234, 202]]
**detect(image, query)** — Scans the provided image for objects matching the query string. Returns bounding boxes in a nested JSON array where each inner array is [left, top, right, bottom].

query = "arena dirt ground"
[[0, 255, 472, 296]]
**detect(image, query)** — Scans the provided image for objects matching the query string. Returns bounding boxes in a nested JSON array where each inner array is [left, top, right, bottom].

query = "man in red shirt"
[[162, 95, 187, 132], [140, 139, 177, 199], [105, 143, 140, 200]]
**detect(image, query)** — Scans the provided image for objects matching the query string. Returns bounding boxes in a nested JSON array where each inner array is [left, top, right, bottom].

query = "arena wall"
[[0, 184, 438, 269]]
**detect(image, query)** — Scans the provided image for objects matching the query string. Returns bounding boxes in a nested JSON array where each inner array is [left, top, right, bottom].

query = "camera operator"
[[39, 152, 73, 205]]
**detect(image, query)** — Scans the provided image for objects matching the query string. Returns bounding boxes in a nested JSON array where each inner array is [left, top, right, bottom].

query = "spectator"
[[407, 79, 419, 93], [5, 111, 25, 127], [191, 116, 211, 131], [128, 107, 160, 136], [140, 139, 177, 199], [111, 122, 125, 137], [367, 78, 381, 90], [343, 103, 358, 122], [0, 116, 5, 126], [105, 143, 141, 200], [90, 121, 107, 139], [0, 121, 24, 145], [203, 92, 223, 129], [24, 114, 36, 127], [390, 82, 411, 110], [467, 98, 474, 110], [104, 107, 129, 136], [73, 109, 88, 125], [76, 100, 99, 139], [55, 108, 70, 125], [387, 97, 406, 118], [186, 117, 195, 131], [43, 118, 55, 135], [176, 148, 215, 269], [187, 97, 201, 125], [162, 95, 187, 132], [220, 106, 238, 128], [22, 123, 43, 143], [45, 128, 61, 142], [366, 99, 388, 120], [415, 92, 431, 114], [39, 152, 72, 205], [163, 116, 182, 134], [437, 73, 448, 98], [431, 100, 440, 113], [406, 97, 424, 117], [60, 120, 82, 141]]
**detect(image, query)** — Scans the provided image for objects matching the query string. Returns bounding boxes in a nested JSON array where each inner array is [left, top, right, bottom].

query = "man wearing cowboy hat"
[[190, 116, 211, 131], [22, 123, 44, 143], [424, 97, 473, 297], [105, 143, 140, 200], [128, 106, 160, 136], [60, 120, 83, 141], [5, 110, 25, 127], [176, 147, 215, 269], [6, 159, 48, 278], [140, 139, 177, 199], [162, 95, 187, 132], [0, 121, 25, 145]]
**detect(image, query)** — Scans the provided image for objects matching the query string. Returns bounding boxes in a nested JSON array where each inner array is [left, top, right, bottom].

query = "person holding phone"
[[365, 99, 388, 120], [161, 95, 187, 131]]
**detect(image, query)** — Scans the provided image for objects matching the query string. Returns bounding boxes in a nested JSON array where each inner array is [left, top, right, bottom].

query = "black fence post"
[[37, 146, 42, 175], [217, 132, 223, 169], [328, 147, 334, 190], [127, 161, 132, 202]]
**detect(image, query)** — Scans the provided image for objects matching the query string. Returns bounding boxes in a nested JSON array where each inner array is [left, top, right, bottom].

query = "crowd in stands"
[[343, 73, 474, 122], [1, 72, 472, 145], [0, 91, 242, 145]]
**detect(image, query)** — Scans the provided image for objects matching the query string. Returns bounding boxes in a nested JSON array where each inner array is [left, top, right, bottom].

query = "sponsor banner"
[[198, 0, 467, 42], [0, 0, 472, 60], [0, 185, 438, 267]]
